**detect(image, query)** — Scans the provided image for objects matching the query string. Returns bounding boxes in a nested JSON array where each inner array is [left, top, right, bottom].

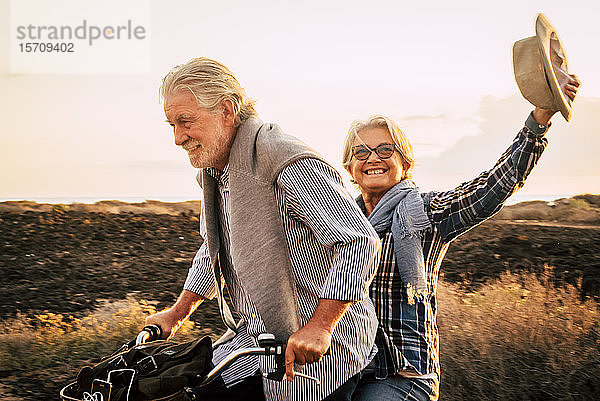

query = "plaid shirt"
[[364, 113, 549, 387]]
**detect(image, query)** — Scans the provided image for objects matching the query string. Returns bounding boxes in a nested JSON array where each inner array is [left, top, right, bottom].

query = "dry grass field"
[[1, 196, 598, 400]]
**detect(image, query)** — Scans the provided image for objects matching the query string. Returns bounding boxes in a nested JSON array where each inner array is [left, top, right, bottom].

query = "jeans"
[[351, 373, 437, 401], [322, 371, 363, 401]]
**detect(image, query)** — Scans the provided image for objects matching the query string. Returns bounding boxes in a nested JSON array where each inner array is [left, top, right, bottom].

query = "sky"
[[1, 0, 599, 203]]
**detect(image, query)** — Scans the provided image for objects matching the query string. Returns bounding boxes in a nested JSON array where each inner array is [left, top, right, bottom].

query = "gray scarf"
[[362, 180, 430, 298]]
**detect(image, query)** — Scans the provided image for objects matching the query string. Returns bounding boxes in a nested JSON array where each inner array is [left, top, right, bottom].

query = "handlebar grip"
[[143, 324, 163, 341], [136, 324, 163, 345]]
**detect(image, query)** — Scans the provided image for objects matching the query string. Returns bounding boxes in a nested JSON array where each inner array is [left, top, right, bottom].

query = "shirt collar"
[[205, 164, 229, 187]]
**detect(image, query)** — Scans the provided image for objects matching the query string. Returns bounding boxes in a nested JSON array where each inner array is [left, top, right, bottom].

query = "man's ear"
[[221, 99, 236, 127]]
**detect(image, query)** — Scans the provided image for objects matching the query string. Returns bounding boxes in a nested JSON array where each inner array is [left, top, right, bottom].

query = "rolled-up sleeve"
[[183, 212, 217, 299], [276, 158, 381, 301]]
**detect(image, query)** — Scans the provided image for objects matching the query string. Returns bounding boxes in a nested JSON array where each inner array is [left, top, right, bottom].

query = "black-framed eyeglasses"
[[351, 143, 398, 161]]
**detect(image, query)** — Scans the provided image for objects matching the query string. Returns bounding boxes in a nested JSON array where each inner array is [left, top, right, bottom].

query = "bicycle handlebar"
[[133, 328, 327, 386], [199, 332, 327, 386], [200, 345, 288, 385]]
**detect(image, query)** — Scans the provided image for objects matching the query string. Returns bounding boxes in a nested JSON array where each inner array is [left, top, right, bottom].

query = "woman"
[[341, 76, 580, 401]]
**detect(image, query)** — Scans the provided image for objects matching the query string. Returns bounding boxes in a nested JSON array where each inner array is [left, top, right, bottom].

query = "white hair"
[[159, 57, 257, 126]]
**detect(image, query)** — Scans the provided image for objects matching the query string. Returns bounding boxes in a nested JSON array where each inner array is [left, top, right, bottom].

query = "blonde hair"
[[342, 115, 415, 180], [159, 57, 257, 126]]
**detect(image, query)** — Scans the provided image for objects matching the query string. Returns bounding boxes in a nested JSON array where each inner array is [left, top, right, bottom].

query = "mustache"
[[182, 139, 202, 152]]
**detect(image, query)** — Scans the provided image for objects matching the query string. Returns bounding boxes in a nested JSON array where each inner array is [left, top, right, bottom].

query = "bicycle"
[[60, 325, 321, 401]]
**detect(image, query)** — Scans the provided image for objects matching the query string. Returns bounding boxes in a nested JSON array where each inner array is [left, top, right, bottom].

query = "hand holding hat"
[[532, 74, 580, 125], [513, 13, 581, 123]]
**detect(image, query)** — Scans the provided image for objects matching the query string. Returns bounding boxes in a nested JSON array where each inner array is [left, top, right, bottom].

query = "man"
[[146, 57, 381, 401]]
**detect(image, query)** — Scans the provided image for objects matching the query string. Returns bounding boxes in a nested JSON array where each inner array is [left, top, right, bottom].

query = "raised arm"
[[428, 74, 580, 242], [428, 112, 548, 242]]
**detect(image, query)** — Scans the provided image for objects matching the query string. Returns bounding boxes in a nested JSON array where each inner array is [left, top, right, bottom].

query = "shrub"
[[0, 297, 210, 399], [438, 271, 600, 400], [573, 194, 600, 208]]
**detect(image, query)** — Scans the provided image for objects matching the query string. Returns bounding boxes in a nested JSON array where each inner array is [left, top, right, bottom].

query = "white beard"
[[186, 127, 233, 169]]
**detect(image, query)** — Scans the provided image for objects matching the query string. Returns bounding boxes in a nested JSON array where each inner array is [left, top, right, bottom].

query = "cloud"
[[395, 113, 484, 158], [414, 95, 600, 196]]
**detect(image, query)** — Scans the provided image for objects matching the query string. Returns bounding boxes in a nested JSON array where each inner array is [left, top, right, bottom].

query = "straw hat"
[[513, 14, 572, 121]]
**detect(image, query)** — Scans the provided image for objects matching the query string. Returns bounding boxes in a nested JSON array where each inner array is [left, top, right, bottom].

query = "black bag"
[[72, 336, 212, 401]]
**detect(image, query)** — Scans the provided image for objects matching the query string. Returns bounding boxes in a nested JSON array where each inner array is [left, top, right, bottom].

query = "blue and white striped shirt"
[[184, 157, 381, 401]]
